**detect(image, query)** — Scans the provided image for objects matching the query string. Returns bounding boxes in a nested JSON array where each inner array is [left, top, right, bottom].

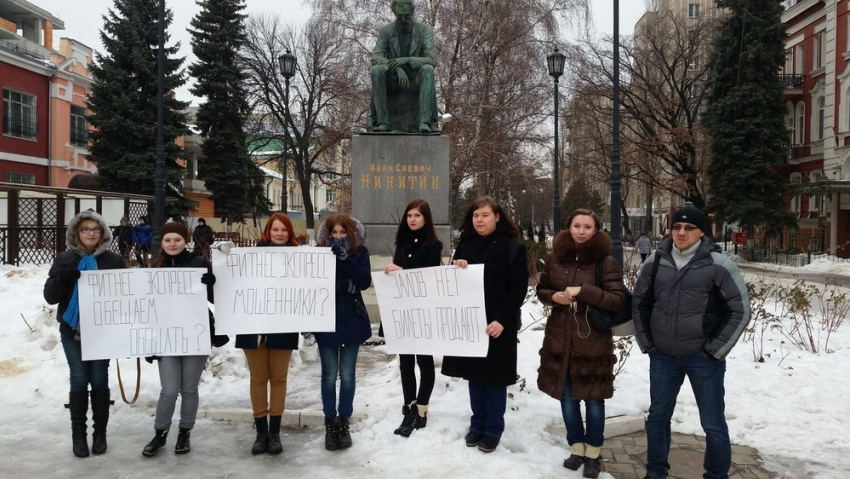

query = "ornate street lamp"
[[610, 0, 624, 268], [277, 50, 297, 213], [547, 48, 566, 234]]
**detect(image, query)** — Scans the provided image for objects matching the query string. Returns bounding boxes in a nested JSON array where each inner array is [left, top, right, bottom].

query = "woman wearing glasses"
[[44, 210, 126, 458]]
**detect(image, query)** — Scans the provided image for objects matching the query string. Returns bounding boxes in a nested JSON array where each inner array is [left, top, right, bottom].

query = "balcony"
[[787, 144, 810, 163], [780, 73, 804, 98]]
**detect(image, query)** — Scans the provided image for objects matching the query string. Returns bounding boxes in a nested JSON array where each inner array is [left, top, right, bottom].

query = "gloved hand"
[[216, 242, 232, 255], [201, 272, 216, 286], [302, 333, 316, 347], [61, 268, 81, 282], [702, 346, 718, 361], [145, 355, 161, 364], [329, 237, 350, 260]]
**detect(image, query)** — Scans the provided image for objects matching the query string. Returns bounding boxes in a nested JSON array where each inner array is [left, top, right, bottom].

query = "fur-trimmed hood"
[[66, 209, 113, 256], [316, 217, 366, 247], [552, 230, 612, 264]]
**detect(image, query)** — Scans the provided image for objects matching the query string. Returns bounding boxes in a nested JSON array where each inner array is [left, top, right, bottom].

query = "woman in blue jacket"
[[314, 214, 372, 451], [235, 213, 300, 455], [44, 209, 126, 457]]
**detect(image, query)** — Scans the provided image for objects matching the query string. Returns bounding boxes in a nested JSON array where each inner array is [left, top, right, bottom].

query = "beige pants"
[[243, 343, 293, 417]]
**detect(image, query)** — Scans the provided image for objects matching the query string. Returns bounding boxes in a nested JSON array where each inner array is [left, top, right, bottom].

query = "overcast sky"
[[35, 0, 647, 104]]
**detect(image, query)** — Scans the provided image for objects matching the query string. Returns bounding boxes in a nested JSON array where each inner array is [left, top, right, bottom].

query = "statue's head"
[[391, 0, 415, 27]]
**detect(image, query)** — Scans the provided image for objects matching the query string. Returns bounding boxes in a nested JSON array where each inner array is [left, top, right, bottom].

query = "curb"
[[544, 414, 646, 439]]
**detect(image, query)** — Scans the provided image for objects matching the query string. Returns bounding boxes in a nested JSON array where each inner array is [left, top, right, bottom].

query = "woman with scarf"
[[441, 196, 528, 454], [536, 209, 626, 479], [383, 199, 443, 437], [235, 213, 300, 455], [141, 221, 226, 457], [44, 209, 126, 457], [314, 214, 372, 451]]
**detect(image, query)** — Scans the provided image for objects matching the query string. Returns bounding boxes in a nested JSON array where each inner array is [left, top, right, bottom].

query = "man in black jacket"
[[192, 218, 215, 260], [631, 206, 750, 479]]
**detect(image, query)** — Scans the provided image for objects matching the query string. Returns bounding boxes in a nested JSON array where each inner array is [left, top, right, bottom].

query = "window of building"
[[688, 3, 700, 18], [818, 97, 825, 140], [2, 89, 37, 140], [814, 31, 825, 69], [789, 173, 801, 212], [796, 103, 805, 144], [810, 171, 823, 211], [795, 44, 804, 74], [4, 172, 36, 185], [325, 189, 335, 204], [70, 105, 87, 147], [688, 56, 700, 71]]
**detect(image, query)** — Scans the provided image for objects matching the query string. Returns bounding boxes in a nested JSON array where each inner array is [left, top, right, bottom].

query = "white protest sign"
[[78, 268, 211, 360], [212, 246, 336, 335], [371, 264, 488, 357]]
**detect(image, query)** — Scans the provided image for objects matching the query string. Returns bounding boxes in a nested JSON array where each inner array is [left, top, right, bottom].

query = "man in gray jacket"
[[632, 206, 750, 479]]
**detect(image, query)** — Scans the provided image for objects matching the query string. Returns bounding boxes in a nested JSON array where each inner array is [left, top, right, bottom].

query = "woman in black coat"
[[383, 199, 443, 437], [235, 213, 300, 455], [441, 196, 528, 453], [44, 209, 126, 458]]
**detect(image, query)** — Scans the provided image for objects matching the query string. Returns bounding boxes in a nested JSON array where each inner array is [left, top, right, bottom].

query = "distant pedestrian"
[[632, 206, 751, 479], [112, 216, 134, 260], [192, 218, 215, 260], [442, 196, 528, 454], [383, 199, 443, 438], [133, 216, 153, 267], [635, 233, 651, 262]]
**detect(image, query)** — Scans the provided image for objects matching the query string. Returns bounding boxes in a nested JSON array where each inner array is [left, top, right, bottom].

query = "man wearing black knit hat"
[[631, 205, 751, 479]]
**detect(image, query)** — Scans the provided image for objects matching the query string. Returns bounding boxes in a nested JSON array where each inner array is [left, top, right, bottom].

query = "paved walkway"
[[600, 431, 776, 479]]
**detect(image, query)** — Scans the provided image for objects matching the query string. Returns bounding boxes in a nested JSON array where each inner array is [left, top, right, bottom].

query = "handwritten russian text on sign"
[[212, 247, 336, 335], [78, 268, 210, 360], [371, 264, 488, 357]]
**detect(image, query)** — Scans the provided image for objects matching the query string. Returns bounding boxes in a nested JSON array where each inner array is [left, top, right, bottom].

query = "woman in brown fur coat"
[[536, 209, 626, 478]]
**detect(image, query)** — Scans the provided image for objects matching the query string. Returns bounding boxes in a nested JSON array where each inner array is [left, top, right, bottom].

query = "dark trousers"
[[468, 381, 507, 439], [399, 354, 435, 405]]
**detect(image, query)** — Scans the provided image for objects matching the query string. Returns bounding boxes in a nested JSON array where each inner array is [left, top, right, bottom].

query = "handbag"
[[586, 254, 659, 332]]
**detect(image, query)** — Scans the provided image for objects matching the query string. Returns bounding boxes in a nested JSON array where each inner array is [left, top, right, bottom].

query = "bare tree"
[[241, 13, 368, 229]]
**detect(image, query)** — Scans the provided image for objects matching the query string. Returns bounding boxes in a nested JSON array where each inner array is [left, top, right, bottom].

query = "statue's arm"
[[371, 27, 391, 68], [420, 25, 437, 67]]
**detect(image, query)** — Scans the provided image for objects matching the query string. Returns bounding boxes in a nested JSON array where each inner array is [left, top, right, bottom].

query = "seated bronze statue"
[[369, 0, 438, 134]]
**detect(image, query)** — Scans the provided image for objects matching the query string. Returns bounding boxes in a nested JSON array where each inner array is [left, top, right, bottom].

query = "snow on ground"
[[1, 263, 848, 478]]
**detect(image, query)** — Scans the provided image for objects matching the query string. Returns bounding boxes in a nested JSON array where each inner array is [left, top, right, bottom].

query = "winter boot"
[[324, 417, 339, 451], [337, 416, 352, 449], [393, 402, 416, 437], [267, 415, 283, 455], [563, 442, 586, 470], [174, 427, 191, 454], [583, 445, 602, 478], [251, 416, 269, 455], [142, 429, 168, 457], [68, 391, 90, 458], [90, 389, 110, 455], [411, 403, 428, 430]]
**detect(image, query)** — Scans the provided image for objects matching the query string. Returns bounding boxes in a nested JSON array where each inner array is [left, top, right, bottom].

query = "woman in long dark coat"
[[441, 196, 528, 453], [536, 209, 625, 478]]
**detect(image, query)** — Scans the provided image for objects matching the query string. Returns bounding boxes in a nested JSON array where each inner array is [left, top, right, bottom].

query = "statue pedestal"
[[352, 134, 451, 255]]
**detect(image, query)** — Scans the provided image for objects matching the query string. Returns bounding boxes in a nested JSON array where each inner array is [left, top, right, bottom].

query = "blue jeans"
[[61, 333, 109, 393], [318, 344, 360, 419], [645, 349, 730, 479], [468, 381, 507, 438], [561, 374, 605, 448]]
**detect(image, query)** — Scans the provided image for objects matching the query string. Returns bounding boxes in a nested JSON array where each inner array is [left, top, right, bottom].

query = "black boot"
[[410, 404, 428, 431], [68, 391, 89, 458], [251, 416, 268, 455], [174, 427, 191, 454], [583, 457, 601, 478], [142, 429, 168, 457], [337, 416, 352, 449], [563, 454, 585, 470], [267, 416, 283, 455], [90, 389, 110, 455], [393, 403, 415, 437], [324, 417, 339, 451]]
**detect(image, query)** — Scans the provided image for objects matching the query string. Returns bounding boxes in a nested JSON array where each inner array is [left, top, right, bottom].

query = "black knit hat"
[[671, 206, 706, 232], [160, 222, 190, 242]]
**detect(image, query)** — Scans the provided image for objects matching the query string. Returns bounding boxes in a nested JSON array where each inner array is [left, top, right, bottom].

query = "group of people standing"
[[45, 199, 749, 479], [112, 216, 216, 267]]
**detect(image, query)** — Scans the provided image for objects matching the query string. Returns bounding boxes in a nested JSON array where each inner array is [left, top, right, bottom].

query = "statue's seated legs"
[[371, 64, 437, 133]]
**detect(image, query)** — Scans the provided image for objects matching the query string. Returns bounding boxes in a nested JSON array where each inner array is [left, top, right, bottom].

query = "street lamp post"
[[277, 50, 297, 213], [610, 0, 624, 268], [547, 48, 566, 234], [151, 0, 166, 266]]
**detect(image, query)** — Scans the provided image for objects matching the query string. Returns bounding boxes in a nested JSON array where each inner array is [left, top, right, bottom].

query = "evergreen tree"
[[87, 0, 192, 218], [189, 0, 269, 225], [560, 175, 606, 227], [703, 0, 795, 232]]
